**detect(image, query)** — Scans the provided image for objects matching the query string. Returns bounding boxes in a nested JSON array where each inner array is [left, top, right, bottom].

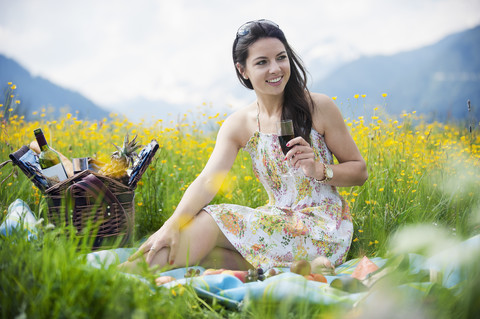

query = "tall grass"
[[1, 225, 237, 318], [1, 83, 479, 318]]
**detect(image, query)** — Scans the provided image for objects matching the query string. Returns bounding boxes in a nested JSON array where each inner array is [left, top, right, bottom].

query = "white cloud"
[[1, 0, 479, 113]]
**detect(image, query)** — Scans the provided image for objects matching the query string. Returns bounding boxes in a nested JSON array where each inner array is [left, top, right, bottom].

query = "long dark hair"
[[232, 20, 313, 143]]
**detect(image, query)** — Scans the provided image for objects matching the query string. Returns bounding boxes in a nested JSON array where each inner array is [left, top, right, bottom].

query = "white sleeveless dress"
[[203, 128, 353, 269]]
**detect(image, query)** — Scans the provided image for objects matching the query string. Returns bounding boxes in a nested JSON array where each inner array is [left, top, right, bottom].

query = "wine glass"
[[277, 119, 297, 176]]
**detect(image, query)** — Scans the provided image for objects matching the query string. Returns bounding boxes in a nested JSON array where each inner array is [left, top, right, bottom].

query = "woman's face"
[[239, 37, 291, 97]]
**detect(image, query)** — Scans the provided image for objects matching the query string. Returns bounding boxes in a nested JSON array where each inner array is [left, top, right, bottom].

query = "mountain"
[[312, 25, 480, 122], [0, 54, 110, 121], [2, 25, 479, 124]]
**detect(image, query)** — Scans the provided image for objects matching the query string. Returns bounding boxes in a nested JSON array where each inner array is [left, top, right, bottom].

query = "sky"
[[1, 0, 480, 117]]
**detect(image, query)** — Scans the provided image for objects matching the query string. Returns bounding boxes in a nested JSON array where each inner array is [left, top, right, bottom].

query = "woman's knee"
[[190, 210, 220, 236], [150, 246, 171, 268], [194, 210, 233, 249]]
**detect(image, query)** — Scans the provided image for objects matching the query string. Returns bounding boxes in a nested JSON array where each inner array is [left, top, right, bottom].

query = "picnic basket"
[[8, 140, 159, 249]]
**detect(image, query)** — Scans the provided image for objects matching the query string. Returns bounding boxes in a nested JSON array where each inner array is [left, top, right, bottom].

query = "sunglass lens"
[[237, 23, 251, 37], [236, 19, 279, 38]]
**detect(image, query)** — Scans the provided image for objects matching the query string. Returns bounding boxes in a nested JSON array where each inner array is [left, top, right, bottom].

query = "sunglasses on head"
[[236, 19, 279, 38]]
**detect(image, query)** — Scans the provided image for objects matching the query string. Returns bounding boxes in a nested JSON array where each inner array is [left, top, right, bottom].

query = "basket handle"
[[0, 159, 12, 169], [66, 174, 133, 247], [0, 160, 17, 186]]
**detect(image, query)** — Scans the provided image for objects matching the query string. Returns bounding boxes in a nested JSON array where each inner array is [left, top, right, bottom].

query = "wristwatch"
[[318, 163, 333, 183]]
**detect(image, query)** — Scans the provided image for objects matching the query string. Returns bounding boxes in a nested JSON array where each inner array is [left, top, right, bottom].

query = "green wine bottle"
[[34, 128, 68, 183]]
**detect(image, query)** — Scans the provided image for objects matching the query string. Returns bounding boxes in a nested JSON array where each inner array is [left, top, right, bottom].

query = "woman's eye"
[[256, 60, 266, 65], [277, 55, 287, 61]]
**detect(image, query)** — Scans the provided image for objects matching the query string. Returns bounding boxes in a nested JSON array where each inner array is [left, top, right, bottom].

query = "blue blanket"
[[86, 232, 480, 309], [87, 250, 387, 308]]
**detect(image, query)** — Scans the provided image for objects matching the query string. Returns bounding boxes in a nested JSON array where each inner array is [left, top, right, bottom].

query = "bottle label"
[[42, 163, 68, 183]]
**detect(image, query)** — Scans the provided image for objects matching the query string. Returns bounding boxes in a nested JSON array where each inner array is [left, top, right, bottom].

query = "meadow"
[[1, 83, 479, 318]]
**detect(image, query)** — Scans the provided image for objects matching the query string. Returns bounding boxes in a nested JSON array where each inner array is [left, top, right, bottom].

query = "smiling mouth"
[[266, 76, 282, 83]]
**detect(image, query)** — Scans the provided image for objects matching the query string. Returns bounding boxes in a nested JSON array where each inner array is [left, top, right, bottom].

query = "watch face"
[[326, 166, 333, 179]]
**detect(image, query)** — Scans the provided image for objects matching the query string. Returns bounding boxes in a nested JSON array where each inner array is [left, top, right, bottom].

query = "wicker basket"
[[9, 140, 159, 249], [46, 171, 135, 248]]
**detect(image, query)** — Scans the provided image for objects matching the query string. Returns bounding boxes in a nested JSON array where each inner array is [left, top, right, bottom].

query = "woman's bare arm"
[[312, 93, 368, 186], [129, 112, 249, 264], [167, 116, 244, 227]]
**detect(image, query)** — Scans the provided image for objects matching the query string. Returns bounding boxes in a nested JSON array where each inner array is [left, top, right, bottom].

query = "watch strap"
[[317, 162, 331, 183]]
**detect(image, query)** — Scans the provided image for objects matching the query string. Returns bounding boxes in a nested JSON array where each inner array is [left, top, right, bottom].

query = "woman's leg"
[[120, 210, 249, 272], [150, 210, 225, 267], [200, 247, 253, 270]]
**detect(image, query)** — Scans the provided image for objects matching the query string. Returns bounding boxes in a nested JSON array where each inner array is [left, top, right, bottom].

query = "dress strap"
[[256, 101, 261, 132]]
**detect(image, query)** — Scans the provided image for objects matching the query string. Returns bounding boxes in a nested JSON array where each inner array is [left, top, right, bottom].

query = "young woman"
[[123, 19, 367, 272]]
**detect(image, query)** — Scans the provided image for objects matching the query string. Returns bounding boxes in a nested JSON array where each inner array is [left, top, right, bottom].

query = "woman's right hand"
[[128, 219, 181, 266]]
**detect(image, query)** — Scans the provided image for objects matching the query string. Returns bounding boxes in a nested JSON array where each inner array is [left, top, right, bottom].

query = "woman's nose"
[[269, 61, 281, 73]]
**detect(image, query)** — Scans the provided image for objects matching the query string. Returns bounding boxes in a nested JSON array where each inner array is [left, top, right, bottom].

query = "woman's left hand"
[[285, 137, 318, 178]]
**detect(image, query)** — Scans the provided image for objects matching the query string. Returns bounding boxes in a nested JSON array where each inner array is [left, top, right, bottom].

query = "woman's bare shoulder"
[[310, 93, 338, 112], [220, 103, 258, 147], [309, 92, 343, 134]]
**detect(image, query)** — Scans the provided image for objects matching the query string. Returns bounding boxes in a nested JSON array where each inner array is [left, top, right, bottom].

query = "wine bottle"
[[34, 128, 68, 183]]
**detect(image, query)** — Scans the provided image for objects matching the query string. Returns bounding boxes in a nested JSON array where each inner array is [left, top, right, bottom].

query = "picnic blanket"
[[3, 199, 480, 309], [87, 249, 387, 308], [0, 199, 38, 240]]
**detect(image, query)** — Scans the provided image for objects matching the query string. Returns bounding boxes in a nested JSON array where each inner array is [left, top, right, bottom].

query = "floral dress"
[[203, 129, 353, 269]]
